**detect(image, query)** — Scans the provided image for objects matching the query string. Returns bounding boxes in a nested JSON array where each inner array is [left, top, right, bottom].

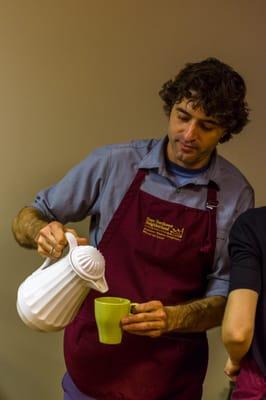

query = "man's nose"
[[183, 121, 198, 141]]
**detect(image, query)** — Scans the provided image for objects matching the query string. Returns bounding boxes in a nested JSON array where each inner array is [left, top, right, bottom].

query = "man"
[[222, 208, 266, 399], [13, 58, 254, 400]]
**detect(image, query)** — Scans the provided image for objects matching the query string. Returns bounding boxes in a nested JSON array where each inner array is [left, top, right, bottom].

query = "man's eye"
[[201, 124, 213, 132], [177, 114, 189, 122]]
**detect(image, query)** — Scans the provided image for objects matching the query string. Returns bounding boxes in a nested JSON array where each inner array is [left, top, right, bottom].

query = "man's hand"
[[121, 300, 169, 338], [121, 296, 226, 337], [224, 357, 241, 381], [35, 221, 88, 259]]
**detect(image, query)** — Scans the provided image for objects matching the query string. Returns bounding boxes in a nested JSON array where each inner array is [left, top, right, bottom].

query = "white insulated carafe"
[[16, 232, 108, 332]]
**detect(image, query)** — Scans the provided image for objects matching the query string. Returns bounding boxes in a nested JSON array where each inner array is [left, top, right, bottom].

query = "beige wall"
[[1, 1, 265, 399]]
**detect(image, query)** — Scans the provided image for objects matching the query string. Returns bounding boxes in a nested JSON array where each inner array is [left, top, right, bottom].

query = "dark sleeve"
[[229, 211, 262, 294]]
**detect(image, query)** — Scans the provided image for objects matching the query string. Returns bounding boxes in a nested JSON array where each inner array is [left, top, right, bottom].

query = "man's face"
[[167, 99, 225, 169]]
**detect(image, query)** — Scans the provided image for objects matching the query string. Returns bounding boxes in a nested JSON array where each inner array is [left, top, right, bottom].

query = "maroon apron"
[[232, 356, 266, 400], [64, 169, 217, 400]]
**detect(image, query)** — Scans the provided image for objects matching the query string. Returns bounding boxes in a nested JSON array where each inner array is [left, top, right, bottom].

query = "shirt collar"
[[139, 136, 167, 172], [139, 136, 220, 189]]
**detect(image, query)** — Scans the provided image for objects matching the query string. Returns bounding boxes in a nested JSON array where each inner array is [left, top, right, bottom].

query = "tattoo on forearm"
[[167, 296, 226, 332]]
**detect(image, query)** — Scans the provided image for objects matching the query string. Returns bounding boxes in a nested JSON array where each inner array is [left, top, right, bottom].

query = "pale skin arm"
[[222, 289, 258, 380], [12, 206, 88, 258], [121, 295, 226, 337]]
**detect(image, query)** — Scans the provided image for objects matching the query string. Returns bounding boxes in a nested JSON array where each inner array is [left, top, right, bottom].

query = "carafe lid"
[[69, 245, 106, 282]]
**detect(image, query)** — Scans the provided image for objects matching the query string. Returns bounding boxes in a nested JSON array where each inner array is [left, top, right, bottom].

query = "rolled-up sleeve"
[[32, 147, 110, 224], [205, 184, 254, 298], [205, 236, 230, 297]]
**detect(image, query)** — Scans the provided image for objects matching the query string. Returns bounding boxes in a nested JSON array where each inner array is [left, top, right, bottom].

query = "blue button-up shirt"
[[33, 137, 254, 297]]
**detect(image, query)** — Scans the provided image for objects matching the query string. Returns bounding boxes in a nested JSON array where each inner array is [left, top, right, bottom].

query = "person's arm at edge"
[[221, 207, 261, 378], [222, 289, 258, 368]]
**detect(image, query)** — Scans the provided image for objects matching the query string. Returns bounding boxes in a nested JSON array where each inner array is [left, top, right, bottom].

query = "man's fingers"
[[37, 240, 63, 259], [65, 228, 89, 245], [35, 222, 67, 258], [37, 222, 65, 245], [123, 310, 166, 324], [36, 223, 88, 259], [49, 222, 67, 245], [132, 300, 164, 313], [120, 300, 169, 338], [76, 237, 89, 245], [123, 319, 166, 331]]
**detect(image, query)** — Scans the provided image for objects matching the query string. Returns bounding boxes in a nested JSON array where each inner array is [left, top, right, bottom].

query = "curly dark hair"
[[159, 57, 249, 143]]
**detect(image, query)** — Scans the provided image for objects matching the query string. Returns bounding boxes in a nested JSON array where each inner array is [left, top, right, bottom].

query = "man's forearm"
[[166, 295, 226, 332], [12, 207, 49, 248]]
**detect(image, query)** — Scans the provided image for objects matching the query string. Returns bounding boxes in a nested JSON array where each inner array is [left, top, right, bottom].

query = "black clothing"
[[229, 207, 266, 376]]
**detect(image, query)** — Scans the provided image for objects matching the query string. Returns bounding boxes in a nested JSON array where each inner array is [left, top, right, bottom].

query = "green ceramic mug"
[[94, 296, 134, 344]]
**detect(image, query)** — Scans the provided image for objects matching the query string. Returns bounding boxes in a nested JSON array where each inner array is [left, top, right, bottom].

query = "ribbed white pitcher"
[[16, 232, 108, 332]]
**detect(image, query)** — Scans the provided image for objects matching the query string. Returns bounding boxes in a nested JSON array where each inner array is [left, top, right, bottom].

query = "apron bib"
[[64, 169, 217, 400]]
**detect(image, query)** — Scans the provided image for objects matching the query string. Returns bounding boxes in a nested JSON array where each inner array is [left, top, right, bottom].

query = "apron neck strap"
[[206, 181, 219, 211]]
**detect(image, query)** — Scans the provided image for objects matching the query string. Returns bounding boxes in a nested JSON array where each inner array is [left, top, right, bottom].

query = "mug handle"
[[32, 232, 78, 273], [130, 303, 139, 314]]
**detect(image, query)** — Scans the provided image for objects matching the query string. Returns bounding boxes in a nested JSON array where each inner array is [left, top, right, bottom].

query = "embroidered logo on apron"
[[142, 216, 184, 241]]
